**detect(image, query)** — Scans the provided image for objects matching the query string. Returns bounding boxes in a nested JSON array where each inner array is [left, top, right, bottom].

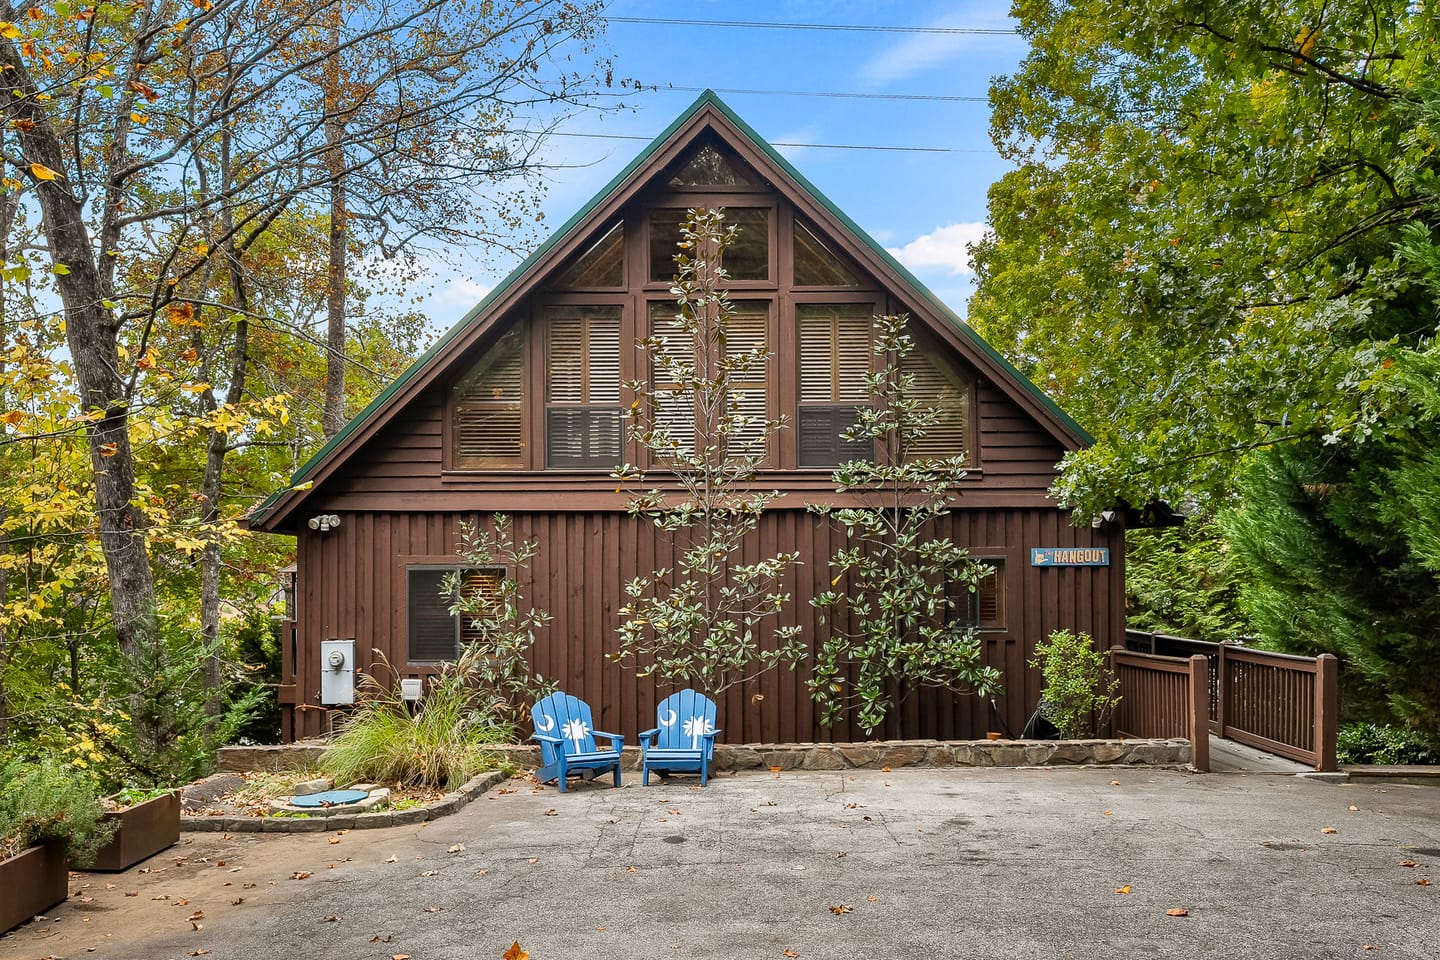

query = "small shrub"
[[1337, 722, 1439, 765], [1029, 629, 1121, 739], [320, 648, 511, 790], [0, 758, 115, 862]]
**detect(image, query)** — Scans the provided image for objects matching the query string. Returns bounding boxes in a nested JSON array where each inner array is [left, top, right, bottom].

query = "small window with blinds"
[[949, 560, 1005, 630], [545, 306, 623, 469], [407, 566, 504, 663], [797, 303, 874, 467], [647, 302, 697, 457], [901, 336, 972, 464], [450, 327, 524, 469]]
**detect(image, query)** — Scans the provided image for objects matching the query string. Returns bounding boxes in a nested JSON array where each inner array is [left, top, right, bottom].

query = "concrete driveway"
[[3, 767, 1437, 960]]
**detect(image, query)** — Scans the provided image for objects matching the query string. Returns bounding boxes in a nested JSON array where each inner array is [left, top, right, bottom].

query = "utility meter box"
[[400, 678, 424, 702], [320, 639, 355, 705]]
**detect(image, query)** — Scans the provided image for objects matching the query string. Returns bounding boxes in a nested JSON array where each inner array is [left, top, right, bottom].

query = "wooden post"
[[1215, 642, 1228, 739], [1188, 654, 1210, 773], [1315, 653, 1339, 772]]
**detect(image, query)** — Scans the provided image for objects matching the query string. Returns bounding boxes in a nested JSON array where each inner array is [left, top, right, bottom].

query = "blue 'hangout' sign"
[[1031, 547, 1110, 567]]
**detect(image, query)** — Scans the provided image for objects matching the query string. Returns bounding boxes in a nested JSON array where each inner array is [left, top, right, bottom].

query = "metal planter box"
[[87, 792, 180, 872], [0, 842, 68, 933]]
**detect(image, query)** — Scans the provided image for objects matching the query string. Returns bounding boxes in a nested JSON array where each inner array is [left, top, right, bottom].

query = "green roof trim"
[[250, 90, 1088, 527]]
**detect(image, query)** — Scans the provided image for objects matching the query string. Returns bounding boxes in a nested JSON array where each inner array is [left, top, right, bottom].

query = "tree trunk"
[[0, 45, 158, 660], [321, 15, 348, 439]]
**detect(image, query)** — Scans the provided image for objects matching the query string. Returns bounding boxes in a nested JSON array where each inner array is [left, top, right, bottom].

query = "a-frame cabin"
[[249, 92, 1123, 743]]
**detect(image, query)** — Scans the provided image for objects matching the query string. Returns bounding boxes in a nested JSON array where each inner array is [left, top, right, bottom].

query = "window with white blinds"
[[901, 343, 971, 463], [797, 304, 874, 467], [407, 566, 505, 663], [451, 327, 524, 469], [545, 306, 623, 469], [645, 301, 770, 460], [722, 302, 768, 456]]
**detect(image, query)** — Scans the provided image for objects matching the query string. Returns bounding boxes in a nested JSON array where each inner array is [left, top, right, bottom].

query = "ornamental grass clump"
[[320, 647, 513, 790], [0, 757, 115, 863], [1029, 629, 1121, 739]]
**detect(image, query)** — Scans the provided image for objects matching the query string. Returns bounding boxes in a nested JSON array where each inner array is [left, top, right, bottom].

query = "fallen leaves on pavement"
[[828, 904, 852, 915], [503, 943, 529, 960], [1166, 908, 1189, 917]]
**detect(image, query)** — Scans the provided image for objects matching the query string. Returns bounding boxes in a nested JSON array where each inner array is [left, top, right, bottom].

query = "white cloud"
[[887, 221, 989, 277], [860, 5, 1022, 84]]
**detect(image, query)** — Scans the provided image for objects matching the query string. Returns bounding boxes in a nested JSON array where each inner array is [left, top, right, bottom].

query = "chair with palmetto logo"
[[530, 692, 623, 793], [639, 688, 721, 786]]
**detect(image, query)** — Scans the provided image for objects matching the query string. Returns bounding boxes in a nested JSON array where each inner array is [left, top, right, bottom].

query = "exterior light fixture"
[[307, 513, 341, 532]]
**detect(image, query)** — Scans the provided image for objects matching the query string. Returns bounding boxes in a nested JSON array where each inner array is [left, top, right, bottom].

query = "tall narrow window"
[[451, 327, 524, 469], [722, 302, 769, 457], [545, 306, 623, 469], [902, 340, 972, 463], [647, 302, 696, 457], [797, 304, 874, 467]]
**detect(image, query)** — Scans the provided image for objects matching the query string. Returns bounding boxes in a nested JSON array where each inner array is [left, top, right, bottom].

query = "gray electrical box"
[[320, 639, 355, 705]]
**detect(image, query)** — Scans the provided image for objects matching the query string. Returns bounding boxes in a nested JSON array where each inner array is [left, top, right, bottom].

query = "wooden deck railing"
[[1111, 648, 1210, 772], [1123, 630, 1339, 771]]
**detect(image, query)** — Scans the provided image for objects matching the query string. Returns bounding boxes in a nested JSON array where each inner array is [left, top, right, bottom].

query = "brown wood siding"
[[318, 376, 1065, 508], [286, 508, 1122, 743]]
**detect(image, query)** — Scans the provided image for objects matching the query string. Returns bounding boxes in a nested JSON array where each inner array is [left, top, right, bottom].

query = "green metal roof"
[[250, 90, 1089, 528]]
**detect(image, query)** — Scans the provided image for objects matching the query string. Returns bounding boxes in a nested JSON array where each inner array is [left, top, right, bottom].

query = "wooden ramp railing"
[[1122, 630, 1339, 772], [1111, 648, 1210, 772]]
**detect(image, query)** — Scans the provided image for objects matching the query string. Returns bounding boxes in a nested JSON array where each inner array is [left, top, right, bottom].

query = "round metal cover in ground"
[[288, 789, 369, 807]]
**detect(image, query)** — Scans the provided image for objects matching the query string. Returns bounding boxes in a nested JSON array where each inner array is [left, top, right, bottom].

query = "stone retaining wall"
[[219, 737, 1192, 775]]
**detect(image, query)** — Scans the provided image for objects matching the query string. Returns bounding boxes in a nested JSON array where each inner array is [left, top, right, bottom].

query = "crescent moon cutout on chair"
[[535, 715, 556, 732], [660, 709, 678, 726]]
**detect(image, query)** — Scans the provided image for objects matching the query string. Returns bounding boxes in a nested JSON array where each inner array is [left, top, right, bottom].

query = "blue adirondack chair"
[[639, 689, 720, 786], [531, 692, 623, 793]]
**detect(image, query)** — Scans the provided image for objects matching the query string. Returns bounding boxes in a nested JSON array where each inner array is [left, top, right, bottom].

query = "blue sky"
[[414, 0, 1028, 326]]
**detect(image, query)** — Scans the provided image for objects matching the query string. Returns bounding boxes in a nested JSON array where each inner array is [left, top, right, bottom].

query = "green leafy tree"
[[970, 2, 1440, 517], [1125, 518, 1252, 643], [809, 313, 1000, 736], [613, 208, 804, 695]]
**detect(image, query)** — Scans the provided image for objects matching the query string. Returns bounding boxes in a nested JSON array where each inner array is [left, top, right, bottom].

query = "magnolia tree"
[[809, 314, 1000, 735], [613, 208, 804, 694]]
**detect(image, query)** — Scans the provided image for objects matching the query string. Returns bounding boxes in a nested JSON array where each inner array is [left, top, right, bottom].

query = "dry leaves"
[[423, 906, 443, 913], [503, 943, 529, 960], [1418, 878, 1433, 887], [322, 915, 342, 923], [544, 809, 558, 817], [290, 871, 312, 880], [187, 950, 210, 957], [448, 844, 466, 853], [370, 934, 393, 943], [784, 951, 799, 958], [1399, 860, 1418, 868], [328, 838, 341, 845], [828, 904, 852, 915], [1320, 827, 1338, 835], [1166, 908, 1189, 917], [1114, 885, 1131, 895]]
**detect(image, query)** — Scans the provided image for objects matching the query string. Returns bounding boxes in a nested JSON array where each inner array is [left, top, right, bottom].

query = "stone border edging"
[[219, 736, 1193, 777], [182, 769, 508, 834]]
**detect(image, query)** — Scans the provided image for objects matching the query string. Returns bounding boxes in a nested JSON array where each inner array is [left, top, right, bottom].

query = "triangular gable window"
[[794, 218, 862, 287], [558, 222, 624, 288], [665, 142, 755, 188], [451, 327, 524, 469]]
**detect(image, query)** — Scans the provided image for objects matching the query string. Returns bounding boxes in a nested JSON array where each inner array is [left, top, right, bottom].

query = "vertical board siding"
[[288, 506, 1122, 743]]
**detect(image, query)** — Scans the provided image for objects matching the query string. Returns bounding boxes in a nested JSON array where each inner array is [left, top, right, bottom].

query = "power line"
[[654, 85, 987, 104], [546, 130, 993, 154], [605, 16, 1018, 36]]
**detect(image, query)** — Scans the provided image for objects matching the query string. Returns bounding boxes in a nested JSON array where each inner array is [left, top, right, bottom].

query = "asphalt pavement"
[[3, 767, 1437, 960]]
